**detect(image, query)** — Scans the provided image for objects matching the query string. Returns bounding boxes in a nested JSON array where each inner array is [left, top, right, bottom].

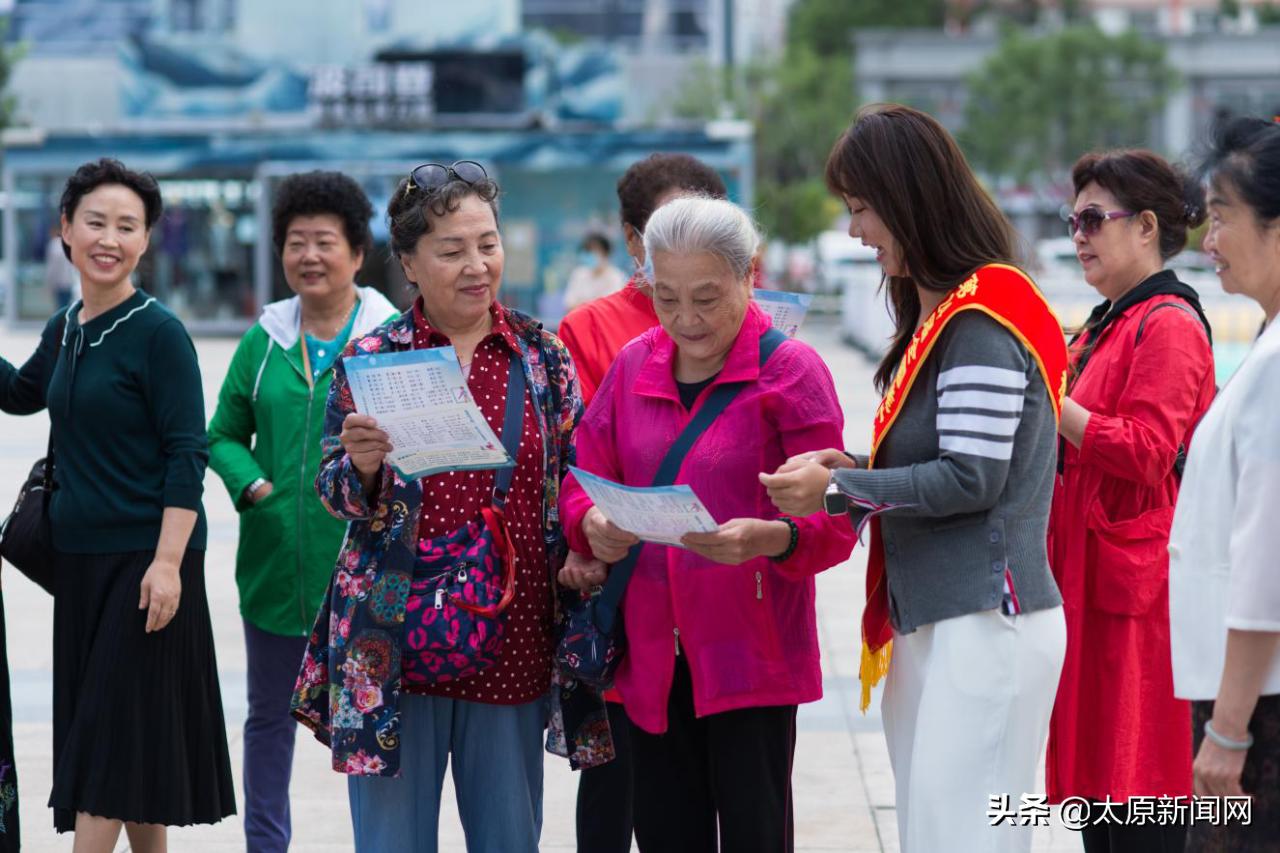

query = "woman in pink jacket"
[[559, 197, 856, 853]]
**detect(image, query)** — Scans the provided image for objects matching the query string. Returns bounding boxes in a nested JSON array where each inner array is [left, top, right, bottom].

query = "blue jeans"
[[242, 620, 309, 853], [347, 693, 546, 853]]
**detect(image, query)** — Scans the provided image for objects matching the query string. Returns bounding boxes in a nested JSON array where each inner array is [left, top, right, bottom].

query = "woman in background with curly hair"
[[208, 170, 397, 853]]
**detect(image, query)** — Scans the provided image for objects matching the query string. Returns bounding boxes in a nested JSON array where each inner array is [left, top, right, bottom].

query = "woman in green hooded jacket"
[[207, 171, 397, 853]]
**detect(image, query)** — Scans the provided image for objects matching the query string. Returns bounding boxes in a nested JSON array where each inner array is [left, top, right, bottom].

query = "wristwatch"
[[823, 475, 849, 515], [243, 477, 268, 503]]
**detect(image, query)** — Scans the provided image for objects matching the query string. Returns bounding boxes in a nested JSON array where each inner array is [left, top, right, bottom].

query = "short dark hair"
[[59, 158, 163, 260], [616, 153, 727, 233], [1199, 115, 1280, 224], [385, 172, 501, 258], [272, 170, 375, 256], [582, 232, 611, 255], [1072, 149, 1206, 261]]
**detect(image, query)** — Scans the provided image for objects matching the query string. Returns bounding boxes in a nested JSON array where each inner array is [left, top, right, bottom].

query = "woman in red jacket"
[[1047, 150, 1216, 853]]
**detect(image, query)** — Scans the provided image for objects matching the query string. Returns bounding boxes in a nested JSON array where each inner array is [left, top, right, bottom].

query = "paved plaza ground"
[[1, 316, 1087, 852]]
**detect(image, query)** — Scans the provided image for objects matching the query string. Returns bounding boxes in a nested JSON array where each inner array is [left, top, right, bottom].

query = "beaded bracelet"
[[771, 516, 799, 562]]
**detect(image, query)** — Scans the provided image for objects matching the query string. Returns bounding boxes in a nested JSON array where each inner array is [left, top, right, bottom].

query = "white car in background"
[[816, 232, 892, 354]]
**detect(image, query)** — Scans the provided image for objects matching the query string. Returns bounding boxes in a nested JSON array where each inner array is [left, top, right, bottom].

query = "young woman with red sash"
[[763, 104, 1069, 853]]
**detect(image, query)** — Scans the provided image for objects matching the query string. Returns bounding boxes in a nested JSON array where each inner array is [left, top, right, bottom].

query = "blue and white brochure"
[[754, 289, 813, 337], [344, 346, 513, 481], [569, 466, 719, 547]]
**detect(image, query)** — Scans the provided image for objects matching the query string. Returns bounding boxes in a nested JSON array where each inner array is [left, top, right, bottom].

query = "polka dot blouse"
[[404, 299, 552, 705]]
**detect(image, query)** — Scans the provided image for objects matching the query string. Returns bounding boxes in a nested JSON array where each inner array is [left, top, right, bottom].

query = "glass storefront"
[[6, 173, 259, 327], [3, 129, 752, 331]]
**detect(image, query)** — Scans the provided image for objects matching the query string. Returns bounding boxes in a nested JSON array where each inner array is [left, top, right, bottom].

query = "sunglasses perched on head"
[[405, 160, 488, 197], [1066, 207, 1135, 238]]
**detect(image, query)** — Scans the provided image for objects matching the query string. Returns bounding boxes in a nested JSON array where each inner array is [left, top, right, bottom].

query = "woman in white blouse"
[[1169, 114, 1280, 851]]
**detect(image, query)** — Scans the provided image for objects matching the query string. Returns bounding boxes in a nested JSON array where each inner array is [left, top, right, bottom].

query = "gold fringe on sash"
[[858, 639, 893, 713]]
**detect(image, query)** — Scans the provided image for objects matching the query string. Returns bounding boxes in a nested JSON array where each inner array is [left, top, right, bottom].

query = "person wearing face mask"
[[206, 171, 397, 853], [559, 197, 856, 852], [564, 233, 626, 312], [557, 154, 729, 405], [0, 159, 235, 850], [1041, 150, 1216, 853], [555, 151, 729, 853], [1168, 115, 1280, 852], [761, 105, 1069, 853]]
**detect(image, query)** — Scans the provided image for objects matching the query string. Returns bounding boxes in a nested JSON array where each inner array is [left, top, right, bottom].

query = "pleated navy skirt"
[[50, 548, 235, 833]]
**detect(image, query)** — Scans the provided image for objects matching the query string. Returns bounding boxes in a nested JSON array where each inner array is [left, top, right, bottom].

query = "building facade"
[[1, 0, 753, 329]]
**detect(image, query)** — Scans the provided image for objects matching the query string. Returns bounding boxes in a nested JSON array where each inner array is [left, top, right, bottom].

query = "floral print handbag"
[[401, 352, 525, 685]]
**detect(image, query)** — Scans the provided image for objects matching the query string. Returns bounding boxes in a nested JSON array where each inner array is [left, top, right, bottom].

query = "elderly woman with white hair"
[[559, 197, 856, 852]]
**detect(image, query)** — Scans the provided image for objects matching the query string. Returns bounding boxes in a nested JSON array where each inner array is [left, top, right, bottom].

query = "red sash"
[[858, 264, 1068, 711]]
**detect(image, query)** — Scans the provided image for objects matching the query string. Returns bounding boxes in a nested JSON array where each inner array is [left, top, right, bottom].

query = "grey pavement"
[[0, 316, 1084, 852]]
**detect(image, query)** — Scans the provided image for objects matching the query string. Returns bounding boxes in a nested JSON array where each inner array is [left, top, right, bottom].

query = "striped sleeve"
[[935, 364, 1027, 461], [833, 312, 1036, 518]]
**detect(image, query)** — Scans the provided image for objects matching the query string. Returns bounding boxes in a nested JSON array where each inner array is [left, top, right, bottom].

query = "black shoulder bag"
[[0, 319, 66, 595]]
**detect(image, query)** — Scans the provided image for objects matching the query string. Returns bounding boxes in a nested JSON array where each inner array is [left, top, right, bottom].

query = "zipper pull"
[[673, 627, 681, 656], [434, 589, 445, 610], [755, 571, 763, 600]]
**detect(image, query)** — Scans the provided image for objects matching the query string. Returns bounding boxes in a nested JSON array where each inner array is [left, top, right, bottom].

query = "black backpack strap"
[[1135, 300, 1211, 346], [593, 327, 787, 633], [1134, 301, 1211, 481], [491, 349, 527, 511]]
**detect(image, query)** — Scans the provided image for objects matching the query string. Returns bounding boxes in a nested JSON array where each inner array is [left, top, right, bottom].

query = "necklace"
[[303, 297, 357, 341]]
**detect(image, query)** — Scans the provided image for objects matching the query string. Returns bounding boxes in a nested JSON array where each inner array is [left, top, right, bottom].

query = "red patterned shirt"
[[404, 298, 552, 705]]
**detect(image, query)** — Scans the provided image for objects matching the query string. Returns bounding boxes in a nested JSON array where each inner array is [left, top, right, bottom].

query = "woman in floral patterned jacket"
[[290, 161, 609, 853]]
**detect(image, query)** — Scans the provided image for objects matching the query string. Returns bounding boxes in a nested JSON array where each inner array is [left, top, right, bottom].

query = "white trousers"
[[882, 606, 1066, 853]]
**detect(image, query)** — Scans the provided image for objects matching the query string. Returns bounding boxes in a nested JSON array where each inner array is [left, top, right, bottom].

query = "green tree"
[[959, 25, 1178, 185], [674, 0, 949, 243], [0, 16, 22, 134], [787, 0, 946, 57], [1258, 2, 1280, 25], [751, 47, 853, 243], [673, 48, 851, 243]]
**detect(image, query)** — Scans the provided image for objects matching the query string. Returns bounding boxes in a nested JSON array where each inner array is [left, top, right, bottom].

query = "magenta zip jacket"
[[561, 302, 857, 734]]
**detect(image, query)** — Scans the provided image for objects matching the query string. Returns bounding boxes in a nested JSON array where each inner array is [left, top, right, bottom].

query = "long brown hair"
[[825, 104, 1020, 391]]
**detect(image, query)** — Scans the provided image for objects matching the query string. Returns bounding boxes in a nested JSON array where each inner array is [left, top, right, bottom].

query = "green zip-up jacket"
[[208, 287, 399, 636]]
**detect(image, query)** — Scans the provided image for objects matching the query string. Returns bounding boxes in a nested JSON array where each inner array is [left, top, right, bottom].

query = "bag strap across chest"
[[593, 327, 787, 633], [491, 349, 527, 512]]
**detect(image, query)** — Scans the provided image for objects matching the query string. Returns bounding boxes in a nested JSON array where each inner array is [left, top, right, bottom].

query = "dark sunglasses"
[[406, 160, 488, 197], [1066, 207, 1135, 238]]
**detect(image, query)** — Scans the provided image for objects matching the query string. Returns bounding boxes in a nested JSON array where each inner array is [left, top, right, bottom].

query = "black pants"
[[1080, 800, 1186, 853], [576, 700, 635, 853], [629, 656, 797, 853]]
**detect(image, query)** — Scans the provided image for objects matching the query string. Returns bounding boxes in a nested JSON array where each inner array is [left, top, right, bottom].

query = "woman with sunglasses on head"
[[0, 159, 235, 850], [1044, 151, 1216, 853], [1168, 115, 1280, 852], [290, 161, 607, 853], [207, 170, 397, 853], [762, 104, 1068, 853]]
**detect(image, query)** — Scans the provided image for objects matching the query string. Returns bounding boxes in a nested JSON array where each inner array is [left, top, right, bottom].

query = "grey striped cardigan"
[[835, 311, 1062, 634]]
